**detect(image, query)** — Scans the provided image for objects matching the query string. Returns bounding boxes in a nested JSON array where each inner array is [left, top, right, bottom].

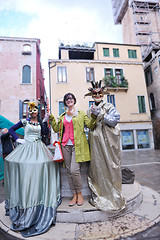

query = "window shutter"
[[142, 96, 146, 113], [110, 69, 113, 76], [138, 96, 142, 113], [19, 100, 23, 119], [145, 71, 148, 86], [128, 50, 131, 58], [120, 69, 123, 78]]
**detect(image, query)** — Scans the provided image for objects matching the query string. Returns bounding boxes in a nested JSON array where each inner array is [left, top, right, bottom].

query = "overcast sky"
[[0, 0, 123, 95]]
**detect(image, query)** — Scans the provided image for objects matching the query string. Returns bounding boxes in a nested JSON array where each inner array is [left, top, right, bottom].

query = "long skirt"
[[4, 140, 61, 237]]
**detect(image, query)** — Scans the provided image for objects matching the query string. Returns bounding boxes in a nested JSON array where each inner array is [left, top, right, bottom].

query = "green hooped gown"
[[4, 119, 61, 237]]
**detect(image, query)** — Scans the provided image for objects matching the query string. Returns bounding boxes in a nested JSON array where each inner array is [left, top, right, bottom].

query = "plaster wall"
[[0, 38, 37, 123]]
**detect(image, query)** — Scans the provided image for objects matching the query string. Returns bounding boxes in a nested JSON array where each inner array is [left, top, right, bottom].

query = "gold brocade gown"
[[88, 101, 126, 212]]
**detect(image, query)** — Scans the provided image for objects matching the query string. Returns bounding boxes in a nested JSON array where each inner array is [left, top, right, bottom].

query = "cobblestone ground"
[[77, 214, 153, 240]]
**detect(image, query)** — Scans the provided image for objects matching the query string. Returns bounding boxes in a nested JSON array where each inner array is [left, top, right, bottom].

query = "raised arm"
[[9, 121, 23, 141]]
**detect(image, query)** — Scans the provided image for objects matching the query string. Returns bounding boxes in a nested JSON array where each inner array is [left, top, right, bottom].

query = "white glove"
[[2, 128, 8, 134], [16, 139, 26, 144], [43, 113, 50, 122], [103, 108, 120, 127], [90, 106, 100, 116]]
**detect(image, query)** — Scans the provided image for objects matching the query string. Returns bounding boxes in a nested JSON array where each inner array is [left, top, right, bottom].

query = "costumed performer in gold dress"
[[85, 80, 126, 212]]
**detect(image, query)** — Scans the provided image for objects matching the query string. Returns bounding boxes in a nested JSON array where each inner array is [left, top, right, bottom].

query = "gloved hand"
[[43, 113, 50, 122], [102, 108, 120, 127], [2, 128, 8, 134], [90, 106, 100, 116], [16, 138, 26, 144]]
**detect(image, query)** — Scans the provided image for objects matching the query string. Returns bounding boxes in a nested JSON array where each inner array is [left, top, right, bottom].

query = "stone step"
[[57, 181, 142, 223]]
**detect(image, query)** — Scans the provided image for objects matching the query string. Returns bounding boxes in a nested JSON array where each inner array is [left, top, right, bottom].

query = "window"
[[115, 69, 123, 84], [103, 48, 110, 57], [121, 130, 135, 150], [138, 96, 146, 113], [107, 94, 115, 107], [86, 67, 95, 82], [22, 65, 31, 84], [136, 130, 150, 149], [128, 49, 137, 59], [59, 101, 66, 115], [149, 93, 156, 110], [57, 67, 67, 83], [145, 66, 153, 86], [104, 68, 113, 77], [22, 44, 31, 55], [113, 48, 119, 57]]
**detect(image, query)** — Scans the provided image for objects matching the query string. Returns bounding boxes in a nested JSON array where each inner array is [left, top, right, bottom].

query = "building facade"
[[0, 36, 47, 124], [111, 0, 160, 148], [49, 42, 154, 150]]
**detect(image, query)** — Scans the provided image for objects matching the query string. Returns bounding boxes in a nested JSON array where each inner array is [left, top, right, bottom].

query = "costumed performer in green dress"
[[4, 101, 61, 237]]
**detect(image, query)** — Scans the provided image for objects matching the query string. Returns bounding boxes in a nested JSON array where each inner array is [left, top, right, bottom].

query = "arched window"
[[150, 93, 156, 110], [22, 65, 31, 83]]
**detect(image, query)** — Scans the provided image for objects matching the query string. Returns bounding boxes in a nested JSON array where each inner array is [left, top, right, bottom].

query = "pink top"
[[62, 116, 75, 146]]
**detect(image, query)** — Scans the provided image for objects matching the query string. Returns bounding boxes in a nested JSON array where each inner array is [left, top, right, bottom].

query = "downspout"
[[48, 61, 56, 113]]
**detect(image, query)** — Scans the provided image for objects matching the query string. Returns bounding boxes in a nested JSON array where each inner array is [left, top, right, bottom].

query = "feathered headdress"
[[28, 102, 38, 110], [84, 80, 108, 97], [28, 101, 38, 114]]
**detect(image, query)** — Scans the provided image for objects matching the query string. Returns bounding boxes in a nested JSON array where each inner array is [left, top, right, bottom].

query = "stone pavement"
[[0, 149, 160, 240]]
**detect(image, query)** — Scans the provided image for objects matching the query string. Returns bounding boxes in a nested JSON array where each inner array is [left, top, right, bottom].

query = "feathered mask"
[[84, 80, 108, 97], [28, 102, 38, 115]]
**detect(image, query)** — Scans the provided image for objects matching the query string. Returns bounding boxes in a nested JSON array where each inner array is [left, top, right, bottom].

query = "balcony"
[[103, 76, 128, 92]]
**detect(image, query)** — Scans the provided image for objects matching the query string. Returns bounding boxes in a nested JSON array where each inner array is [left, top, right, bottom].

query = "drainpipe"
[[48, 61, 56, 113]]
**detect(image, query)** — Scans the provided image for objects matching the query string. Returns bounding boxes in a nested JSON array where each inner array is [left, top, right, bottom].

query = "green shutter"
[[128, 50, 131, 58], [113, 48, 119, 57], [110, 69, 113, 76], [104, 68, 107, 77], [138, 96, 146, 113], [103, 48, 109, 57], [120, 69, 123, 78], [133, 50, 137, 58], [142, 96, 146, 113], [138, 96, 142, 113], [145, 71, 148, 86]]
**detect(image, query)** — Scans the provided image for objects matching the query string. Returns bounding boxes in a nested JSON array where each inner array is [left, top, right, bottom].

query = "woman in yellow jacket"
[[49, 93, 96, 206]]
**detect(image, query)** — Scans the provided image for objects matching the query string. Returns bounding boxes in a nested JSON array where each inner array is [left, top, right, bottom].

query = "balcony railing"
[[103, 76, 128, 89]]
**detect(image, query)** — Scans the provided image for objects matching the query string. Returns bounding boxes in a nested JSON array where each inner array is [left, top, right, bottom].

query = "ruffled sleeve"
[[9, 120, 24, 141]]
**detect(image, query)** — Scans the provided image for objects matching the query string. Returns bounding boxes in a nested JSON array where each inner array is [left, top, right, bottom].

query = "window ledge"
[[22, 51, 31, 55], [20, 83, 32, 85], [107, 87, 128, 92]]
